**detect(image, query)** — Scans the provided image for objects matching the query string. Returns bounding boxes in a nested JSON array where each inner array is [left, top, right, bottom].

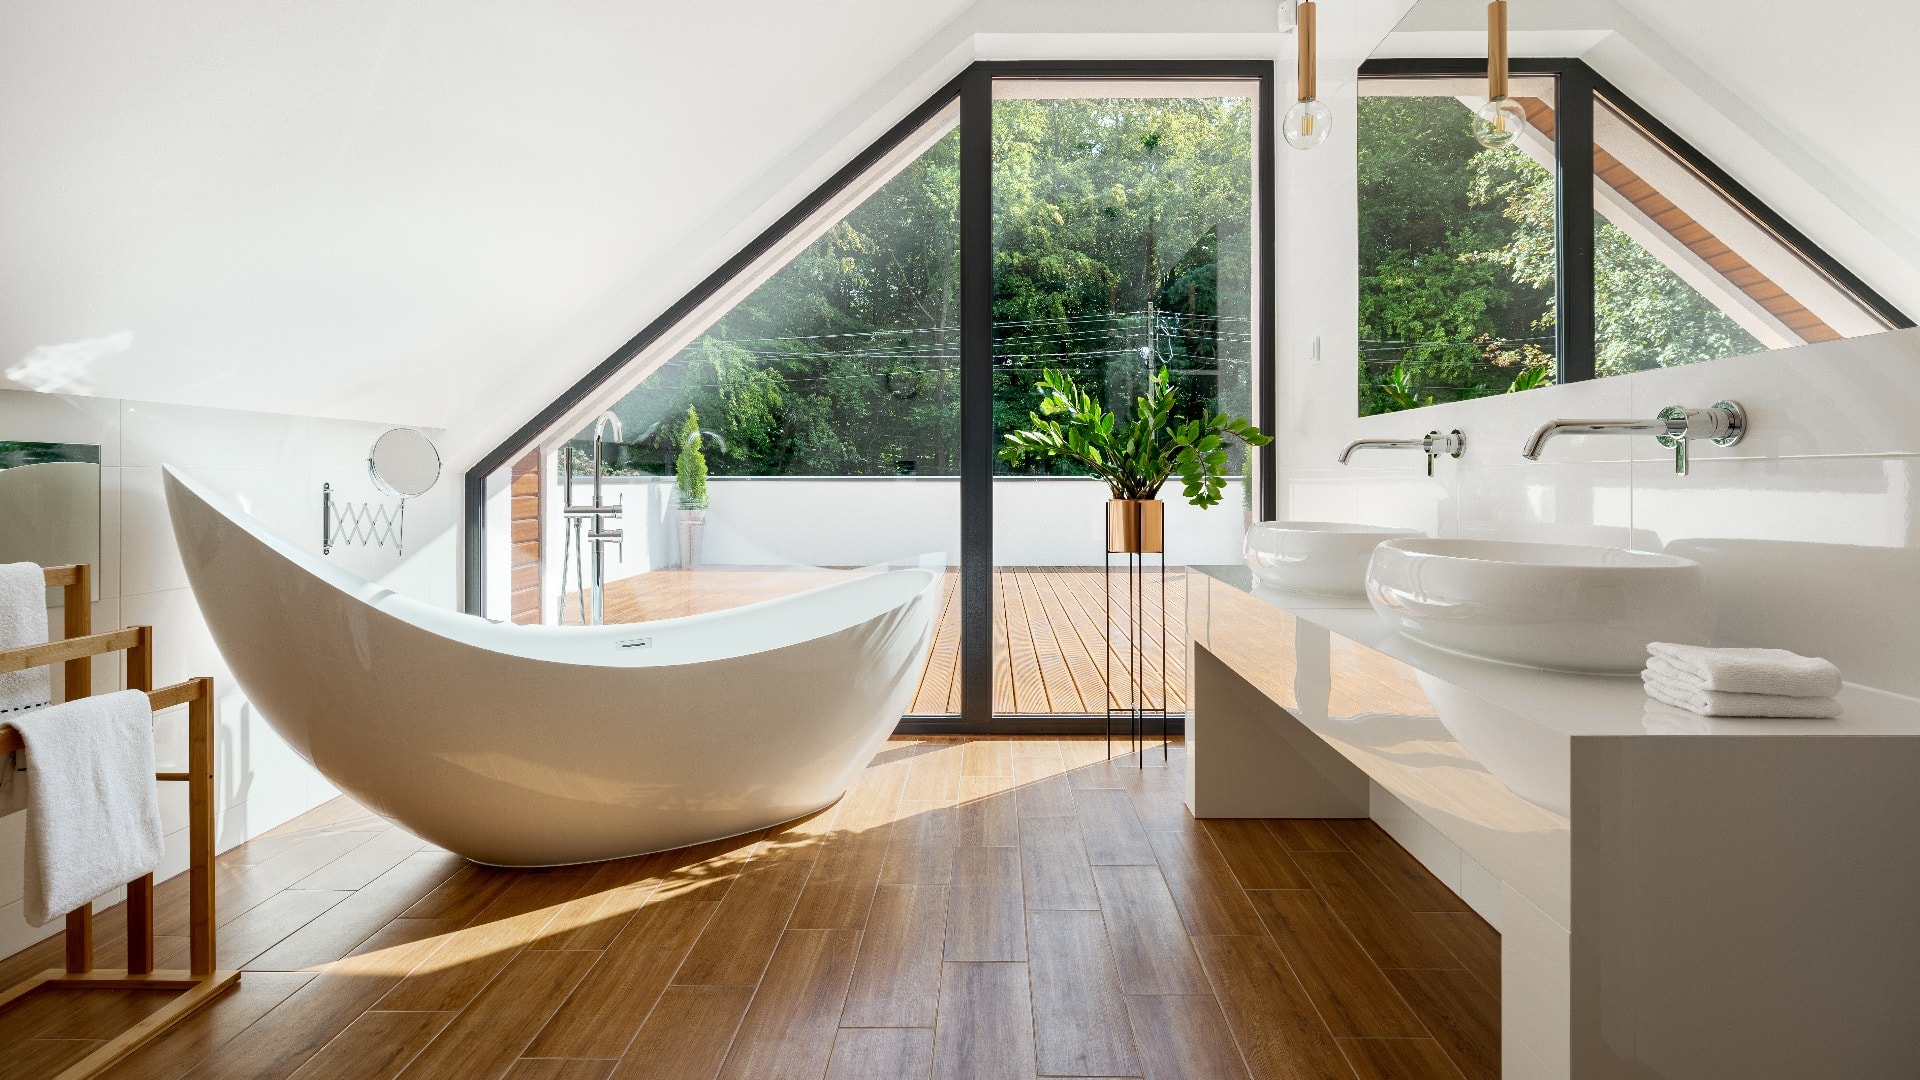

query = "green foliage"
[[1506, 362, 1553, 393], [1377, 360, 1435, 411], [1590, 220, 1762, 375], [999, 367, 1271, 509], [675, 406, 709, 511], [1357, 92, 1767, 416], [588, 96, 1256, 480], [1356, 97, 1556, 416]]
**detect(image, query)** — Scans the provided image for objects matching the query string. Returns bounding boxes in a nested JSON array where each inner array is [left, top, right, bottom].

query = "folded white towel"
[[1645, 642, 1842, 699], [7, 690, 164, 927], [1641, 701, 1712, 735], [1641, 671, 1841, 719], [0, 561, 52, 717]]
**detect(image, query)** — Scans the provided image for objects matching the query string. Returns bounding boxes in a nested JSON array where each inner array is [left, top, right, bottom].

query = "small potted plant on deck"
[[1000, 367, 1272, 553], [675, 405, 709, 569]]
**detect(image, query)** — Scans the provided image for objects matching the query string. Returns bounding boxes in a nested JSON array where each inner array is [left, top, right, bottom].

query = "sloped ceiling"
[[6, 0, 1912, 457], [0, 0, 974, 426], [1607, 0, 1920, 259]]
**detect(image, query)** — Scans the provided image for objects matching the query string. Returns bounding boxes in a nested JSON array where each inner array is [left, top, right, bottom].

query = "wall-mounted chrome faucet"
[[1339, 430, 1465, 476], [1522, 400, 1745, 475]]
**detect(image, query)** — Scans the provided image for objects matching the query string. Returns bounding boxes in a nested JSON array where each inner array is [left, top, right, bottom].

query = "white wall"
[[1269, 42, 1920, 697], [552, 474, 1250, 591], [0, 387, 457, 956]]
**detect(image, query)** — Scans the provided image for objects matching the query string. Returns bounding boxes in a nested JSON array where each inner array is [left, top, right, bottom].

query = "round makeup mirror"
[[368, 428, 441, 499]]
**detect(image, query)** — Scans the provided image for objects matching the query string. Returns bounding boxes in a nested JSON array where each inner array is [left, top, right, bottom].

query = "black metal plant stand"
[[1104, 502, 1169, 768]]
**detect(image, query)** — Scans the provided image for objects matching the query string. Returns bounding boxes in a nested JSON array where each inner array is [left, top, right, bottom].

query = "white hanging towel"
[[8, 690, 165, 927], [0, 561, 52, 716]]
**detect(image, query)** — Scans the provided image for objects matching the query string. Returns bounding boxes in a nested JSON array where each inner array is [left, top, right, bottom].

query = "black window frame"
[[1357, 56, 1911, 392], [461, 59, 1277, 733]]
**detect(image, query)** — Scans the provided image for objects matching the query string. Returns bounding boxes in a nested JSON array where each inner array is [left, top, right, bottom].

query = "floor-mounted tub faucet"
[[1522, 401, 1745, 475], [1339, 430, 1465, 476], [562, 412, 626, 624]]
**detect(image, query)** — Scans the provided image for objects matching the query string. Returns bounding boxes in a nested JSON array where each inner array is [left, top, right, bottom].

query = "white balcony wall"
[[574, 476, 1249, 580]]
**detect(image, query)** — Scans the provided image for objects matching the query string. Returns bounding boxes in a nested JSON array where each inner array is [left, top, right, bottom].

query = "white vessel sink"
[[1243, 521, 1423, 596], [1365, 538, 1712, 673]]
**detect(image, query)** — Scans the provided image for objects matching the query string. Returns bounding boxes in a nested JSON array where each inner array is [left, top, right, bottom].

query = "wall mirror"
[[1356, 0, 1911, 416], [369, 428, 440, 499], [0, 441, 102, 601]]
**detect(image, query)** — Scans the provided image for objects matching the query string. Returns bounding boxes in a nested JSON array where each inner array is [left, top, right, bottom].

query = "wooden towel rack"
[[0, 564, 238, 1079]]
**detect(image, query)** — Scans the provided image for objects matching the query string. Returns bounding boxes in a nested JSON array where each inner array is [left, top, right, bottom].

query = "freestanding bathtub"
[[162, 467, 939, 866]]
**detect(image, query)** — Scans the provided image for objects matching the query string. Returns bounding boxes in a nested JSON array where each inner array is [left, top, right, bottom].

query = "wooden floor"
[[0, 738, 1496, 1080], [571, 569, 1189, 716]]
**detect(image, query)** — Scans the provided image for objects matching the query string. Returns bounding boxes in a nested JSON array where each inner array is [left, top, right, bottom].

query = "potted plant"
[[674, 405, 709, 569], [1000, 367, 1272, 553]]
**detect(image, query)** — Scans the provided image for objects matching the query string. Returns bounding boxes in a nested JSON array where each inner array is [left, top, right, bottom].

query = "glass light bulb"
[[1473, 96, 1530, 149], [1283, 98, 1333, 150]]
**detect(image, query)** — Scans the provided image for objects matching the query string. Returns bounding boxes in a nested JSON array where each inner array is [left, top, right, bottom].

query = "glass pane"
[[1357, 75, 1558, 415], [1590, 93, 1898, 376], [991, 80, 1259, 718], [482, 107, 963, 714]]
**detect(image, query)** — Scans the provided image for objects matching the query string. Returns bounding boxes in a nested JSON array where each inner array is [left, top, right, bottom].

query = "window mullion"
[[1554, 63, 1598, 384]]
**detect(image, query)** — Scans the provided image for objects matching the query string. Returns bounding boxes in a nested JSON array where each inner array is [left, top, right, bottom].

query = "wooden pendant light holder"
[[1487, 0, 1511, 101], [1297, 0, 1318, 102], [0, 564, 238, 1079]]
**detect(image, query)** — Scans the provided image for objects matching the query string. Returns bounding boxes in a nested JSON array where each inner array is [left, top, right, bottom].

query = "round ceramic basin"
[[1243, 521, 1423, 597], [1365, 538, 1712, 673]]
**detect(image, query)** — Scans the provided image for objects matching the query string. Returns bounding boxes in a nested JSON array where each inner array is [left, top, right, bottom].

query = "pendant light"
[[1473, 0, 1527, 148], [1283, 0, 1331, 150]]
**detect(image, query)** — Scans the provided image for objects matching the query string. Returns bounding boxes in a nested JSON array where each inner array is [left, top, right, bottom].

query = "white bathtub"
[[162, 467, 939, 866]]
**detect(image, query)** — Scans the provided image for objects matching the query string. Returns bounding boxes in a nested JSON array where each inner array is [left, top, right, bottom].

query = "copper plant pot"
[[1107, 499, 1165, 554]]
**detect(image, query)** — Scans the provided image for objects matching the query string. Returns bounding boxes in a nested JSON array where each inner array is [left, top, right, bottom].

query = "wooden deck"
[[0, 738, 1498, 1080], [571, 568, 1189, 716]]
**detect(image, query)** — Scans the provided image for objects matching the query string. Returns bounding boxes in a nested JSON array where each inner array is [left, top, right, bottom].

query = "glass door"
[[987, 76, 1263, 725]]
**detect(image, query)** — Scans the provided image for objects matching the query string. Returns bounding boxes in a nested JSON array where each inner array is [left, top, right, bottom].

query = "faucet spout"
[[1340, 431, 1465, 475], [586, 411, 625, 626], [1338, 438, 1425, 464], [590, 412, 624, 513], [1522, 401, 1745, 475], [1521, 418, 1669, 460]]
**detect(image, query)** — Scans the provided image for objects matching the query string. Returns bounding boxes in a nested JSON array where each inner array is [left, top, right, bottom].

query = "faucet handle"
[[1421, 430, 1465, 476], [1655, 401, 1745, 476]]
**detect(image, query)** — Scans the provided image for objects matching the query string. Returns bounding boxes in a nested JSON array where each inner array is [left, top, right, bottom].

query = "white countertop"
[[1193, 564, 1920, 740]]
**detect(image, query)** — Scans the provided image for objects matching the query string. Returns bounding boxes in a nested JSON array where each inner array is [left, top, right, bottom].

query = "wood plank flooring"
[[567, 569, 1188, 716], [0, 738, 1497, 1080]]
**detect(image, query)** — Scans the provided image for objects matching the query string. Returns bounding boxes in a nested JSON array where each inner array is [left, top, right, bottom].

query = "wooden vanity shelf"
[[0, 564, 238, 1079]]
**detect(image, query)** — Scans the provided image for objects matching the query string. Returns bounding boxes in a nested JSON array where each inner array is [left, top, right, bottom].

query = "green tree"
[[1356, 96, 1555, 415], [587, 95, 1258, 477], [675, 406, 709, 510]]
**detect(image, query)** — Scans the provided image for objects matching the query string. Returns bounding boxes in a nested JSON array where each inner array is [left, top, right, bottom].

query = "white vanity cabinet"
[[1184, 566, 1920, 1080]]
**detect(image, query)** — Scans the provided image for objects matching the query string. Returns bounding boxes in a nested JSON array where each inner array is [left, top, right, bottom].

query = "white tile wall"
[[0, 387, 456, 956], [1270, 79, 1920, 697], [1277, 327, 1920, 698]]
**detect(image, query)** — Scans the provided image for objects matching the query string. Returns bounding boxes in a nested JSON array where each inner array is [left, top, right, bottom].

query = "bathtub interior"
[[164, 466, 941, 667]]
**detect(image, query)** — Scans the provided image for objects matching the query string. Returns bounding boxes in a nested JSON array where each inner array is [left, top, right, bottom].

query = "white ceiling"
[[1607, 0, 1920, 256], [0, 0, 976, 428], [3, 0, 1914, 465]]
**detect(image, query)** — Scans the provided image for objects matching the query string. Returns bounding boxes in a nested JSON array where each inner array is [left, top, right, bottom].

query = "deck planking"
[[569, 568, 1189, 715]]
